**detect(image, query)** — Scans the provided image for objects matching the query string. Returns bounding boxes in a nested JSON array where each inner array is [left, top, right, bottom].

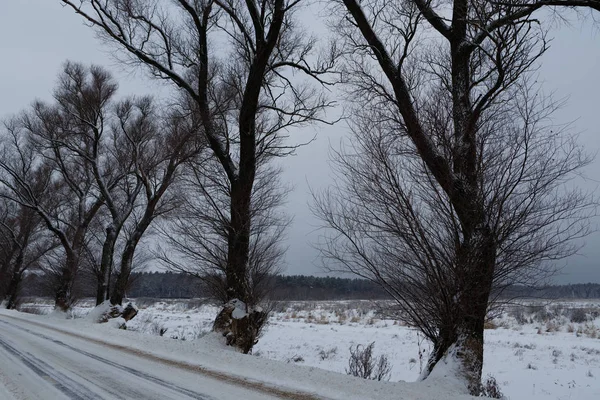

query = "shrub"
[[546, 321, 559, 333], [532, 308, 552, 323], [551, 349, 562, 364], [570, 308, 588, 323], [510, 307, 528, 325], [289, 355, 304, 363], [16, 305, 47, 315], [318, 346, 338, 360], [480, 375, 504, 399], [346, 342, 392, 381]]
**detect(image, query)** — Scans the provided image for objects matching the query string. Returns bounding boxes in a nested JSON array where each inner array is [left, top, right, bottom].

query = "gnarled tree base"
[[213, 299, 267, 354]]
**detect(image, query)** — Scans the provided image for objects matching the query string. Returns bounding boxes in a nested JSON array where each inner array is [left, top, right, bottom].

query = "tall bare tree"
[[63, 0, 337, 351], [316, 0, 599, 393], [21, 62, 203, 308], [110, 95, 205, 306], [38, 62, 135, 306]]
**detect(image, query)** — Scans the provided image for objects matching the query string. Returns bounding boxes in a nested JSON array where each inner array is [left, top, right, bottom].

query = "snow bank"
[[427, 344, 470, 395], [48, 308, 68, 319], [12, 298, 600, 399], [85, 300, 114, 322]]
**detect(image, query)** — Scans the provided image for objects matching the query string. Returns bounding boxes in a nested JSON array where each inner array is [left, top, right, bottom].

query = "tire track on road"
[[0, 319, 212, 400], [0, 314, 324, 400], [0, 335, 101, 400]]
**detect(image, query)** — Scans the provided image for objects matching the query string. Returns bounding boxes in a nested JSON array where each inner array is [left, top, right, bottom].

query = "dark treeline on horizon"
[[18, 271, 600, 301]]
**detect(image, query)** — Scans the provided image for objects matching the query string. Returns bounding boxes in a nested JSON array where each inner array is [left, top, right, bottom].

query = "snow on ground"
[[13, 298, 600, 400]]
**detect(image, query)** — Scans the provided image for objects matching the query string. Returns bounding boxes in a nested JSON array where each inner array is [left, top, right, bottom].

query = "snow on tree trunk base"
[[213, 299, 267, 354], [425, 335, 484, 396], [86, 300, 138, 327]]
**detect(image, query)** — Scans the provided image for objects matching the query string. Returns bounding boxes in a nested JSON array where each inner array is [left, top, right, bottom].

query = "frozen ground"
[[14, 298, 600, 400]]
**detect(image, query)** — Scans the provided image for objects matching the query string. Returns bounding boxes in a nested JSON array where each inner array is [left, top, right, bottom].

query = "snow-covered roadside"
[[0, 308, 476, 400], [11, 298, 600, 399], [257, 318, 600, 400], [118, 299, 600, 400]]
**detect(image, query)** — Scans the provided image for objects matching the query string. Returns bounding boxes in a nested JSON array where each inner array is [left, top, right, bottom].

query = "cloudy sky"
[[1, 1, 599, 283]]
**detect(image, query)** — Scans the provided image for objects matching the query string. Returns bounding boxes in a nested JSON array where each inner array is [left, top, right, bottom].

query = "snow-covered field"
[[16, 298, 600, 400]]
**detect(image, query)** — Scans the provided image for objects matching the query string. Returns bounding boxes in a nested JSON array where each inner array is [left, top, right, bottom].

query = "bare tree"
[[24, 62, 203, 308], [0, 199, 56, 308], [316, 0, 599, 393], [110, 95, 205, 306], [39, 62, 135, 306], [158, 158, 289, 352], [63, 0, 337, 351], [0, 68, 108, 311]]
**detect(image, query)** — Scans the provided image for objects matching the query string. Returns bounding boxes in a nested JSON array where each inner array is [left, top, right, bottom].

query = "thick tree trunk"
[[110, 241, 136, 306], [421, 324, 457, 378], [0, 263, 9, 301], [54, 249, 80, 312], [213, 178, 259, 354], [111, 223, 148, 306], [0, 245, 19, 301], [111, 200, 160, 307], [5, 248, 25, 309], [421, 229, 496, 394], [96, 225, 118, 305], [5, 271, 23, 310], [225, 181, 252, 302]]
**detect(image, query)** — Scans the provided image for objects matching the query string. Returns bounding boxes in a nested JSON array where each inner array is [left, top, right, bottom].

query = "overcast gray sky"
[[1, 1, 599, 284]]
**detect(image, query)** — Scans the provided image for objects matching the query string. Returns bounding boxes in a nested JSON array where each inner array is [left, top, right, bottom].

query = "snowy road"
[[0, 316, 282, 400]]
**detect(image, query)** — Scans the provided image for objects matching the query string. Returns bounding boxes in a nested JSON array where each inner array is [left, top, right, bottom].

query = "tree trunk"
[[96, 224, 119, 305], [4, 247, 26, 309], [0, 245, 19, 301], [421, 229, 496, 394], [111, 201, 159, 306], [111, 223, 148, 306], [225, 180, 252, 302], [55, 250, 79, 312], [5, 271, 23, 310], [110, 241, 136, 306], [0, 263, 9, 301], [213, 178, 257, 354], [421, 324, 457, 379]]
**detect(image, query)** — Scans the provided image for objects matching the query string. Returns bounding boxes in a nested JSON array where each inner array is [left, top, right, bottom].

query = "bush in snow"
[[16, 304, 47, 315], [318, 346, 338, 360], [570, 308, 588, 323], [509, 307, 528, 325], [346, 342, 391, 381], [480, 375, 504, 399], [149, 321, 168, 337]]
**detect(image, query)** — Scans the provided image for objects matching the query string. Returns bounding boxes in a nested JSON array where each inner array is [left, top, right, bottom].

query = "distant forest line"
[[20, 272, 600, 301]]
